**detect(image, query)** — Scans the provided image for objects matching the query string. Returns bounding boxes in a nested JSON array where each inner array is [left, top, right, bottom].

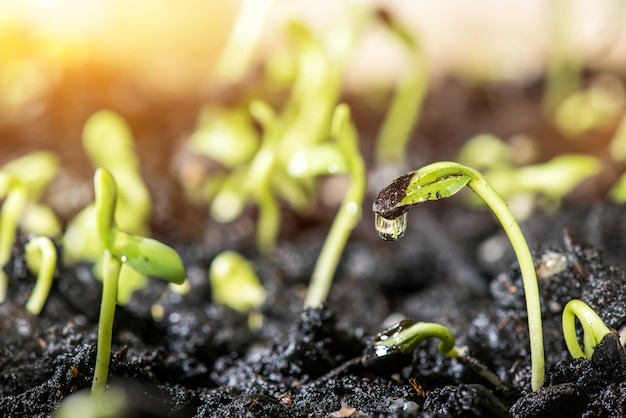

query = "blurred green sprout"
[[0, 151, 60, 302], [24, 236, 57, 315]]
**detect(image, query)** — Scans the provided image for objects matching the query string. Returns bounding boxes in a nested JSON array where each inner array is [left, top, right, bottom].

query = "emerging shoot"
[[91, 168, 186, 398], [209, 251, 266, 314], [363, 319, 508, 392], [373, 161, 545, 391], [562, 299, 611, 359], [24, 236, 58, 315]]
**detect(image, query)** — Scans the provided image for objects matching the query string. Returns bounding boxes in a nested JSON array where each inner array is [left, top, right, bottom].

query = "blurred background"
[[1, 0, 625, 240]]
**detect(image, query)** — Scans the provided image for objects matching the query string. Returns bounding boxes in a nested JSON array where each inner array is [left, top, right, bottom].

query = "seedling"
[[64, 110, 152, 304], [562, 299, 611, 359], [0, 151, 60, 302], [91, 168, 186, 398], [288, 104, 366, 309], [372, 161, 545, 391], [363, 319, 508, 392], [209, 250, 266, 314], [24, 236, 57, 315]]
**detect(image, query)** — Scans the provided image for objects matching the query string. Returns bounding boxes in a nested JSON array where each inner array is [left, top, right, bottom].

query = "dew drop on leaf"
[[375, 212, 407, 242]]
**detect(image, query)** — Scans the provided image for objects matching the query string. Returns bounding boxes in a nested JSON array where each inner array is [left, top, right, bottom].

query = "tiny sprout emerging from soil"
[[373, 161, 545, 391], [363, 319, 508, 392], [289, 104, 366, 309], [91, 168, 186, 398], [24, 236, 57, 315], [562, 299, 611, 359], [0, 151, 60, 302], [209, 251, 266, 314]]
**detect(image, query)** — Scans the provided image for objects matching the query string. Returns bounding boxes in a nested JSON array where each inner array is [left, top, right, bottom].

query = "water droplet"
[[375, 212, 407, 242]]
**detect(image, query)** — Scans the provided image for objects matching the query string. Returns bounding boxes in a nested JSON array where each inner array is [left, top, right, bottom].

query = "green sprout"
[[372, 161, 545, 391], [209, 250, 266, 329], [374, 9, 428, 167], [0, 151, 60, 302], [287, 104, 366, 309], [363, 319, 508, 392], [64, 110, 152, 305], [24, 236, 57, 315], [561, 299, 611, 359], [91, 168, 186, 398]]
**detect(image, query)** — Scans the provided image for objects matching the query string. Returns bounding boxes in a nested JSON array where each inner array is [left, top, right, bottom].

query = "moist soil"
[[2, 75, 626, 417]]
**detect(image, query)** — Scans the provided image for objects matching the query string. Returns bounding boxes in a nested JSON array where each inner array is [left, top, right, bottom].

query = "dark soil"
[[2, 72, 626, 417]]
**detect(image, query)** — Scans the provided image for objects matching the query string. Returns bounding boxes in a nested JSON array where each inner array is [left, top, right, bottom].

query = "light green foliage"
[[291, 104, 366, 309], [373, 161, 545, 391], [562, 299, 610, 359], [185, 8, 370, 255], [91, 168, 186, 398], [209, 251, 266, 313], [0, 151, 60, 302], [457, 134, 601, 217], [53, 387, 127, 418], [24, 236, 57, 315], [374, 10, 428, 167], [64, 110, 153, 304], [554, 75, 624, 137]]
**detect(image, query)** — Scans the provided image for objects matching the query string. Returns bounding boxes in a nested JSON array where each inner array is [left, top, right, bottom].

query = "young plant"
[[24, 236, 57, 315], [363, 319, 508, 392], [372, 161, 545, 391], [287, 104, 366, 309], [562, 299, 611, 359], [209, 250, 266, 329], [0, 151, 60, 302], [64, 110, 153, 305], [91, 168, 186, 398]]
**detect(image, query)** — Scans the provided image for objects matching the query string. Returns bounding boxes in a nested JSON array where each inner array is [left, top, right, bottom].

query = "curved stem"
[[91, 250, 121, 398], [465, 168, 545, 391], [25, 236, 57, 315], [372, 161, 545, 391], [562, 299, 610, 359]]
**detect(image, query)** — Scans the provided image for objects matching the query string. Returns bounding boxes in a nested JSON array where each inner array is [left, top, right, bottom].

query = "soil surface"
[[2, 72, 626, 417]]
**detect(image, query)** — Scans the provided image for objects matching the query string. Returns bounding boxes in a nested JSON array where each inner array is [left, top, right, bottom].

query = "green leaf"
[[111, 231, 186, 285], [402, 163, 471, 205]]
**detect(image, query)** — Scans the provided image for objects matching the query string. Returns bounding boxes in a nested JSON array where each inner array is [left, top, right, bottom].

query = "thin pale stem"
[[467, 171, 545, 391], [25, 237, 57, 315], [91, 251, 121, 398]]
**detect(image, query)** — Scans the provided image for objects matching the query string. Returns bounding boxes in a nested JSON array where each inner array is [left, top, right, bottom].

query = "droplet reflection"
[[375, 212, 407, 242]]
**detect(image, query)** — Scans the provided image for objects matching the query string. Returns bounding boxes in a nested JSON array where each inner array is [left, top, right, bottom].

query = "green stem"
[[304, 105, 365, 308], [25, 237, 57, 315], [91, 250, 121, 398], [465, 167, 545, 391], [562, 299, 610, 359]]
